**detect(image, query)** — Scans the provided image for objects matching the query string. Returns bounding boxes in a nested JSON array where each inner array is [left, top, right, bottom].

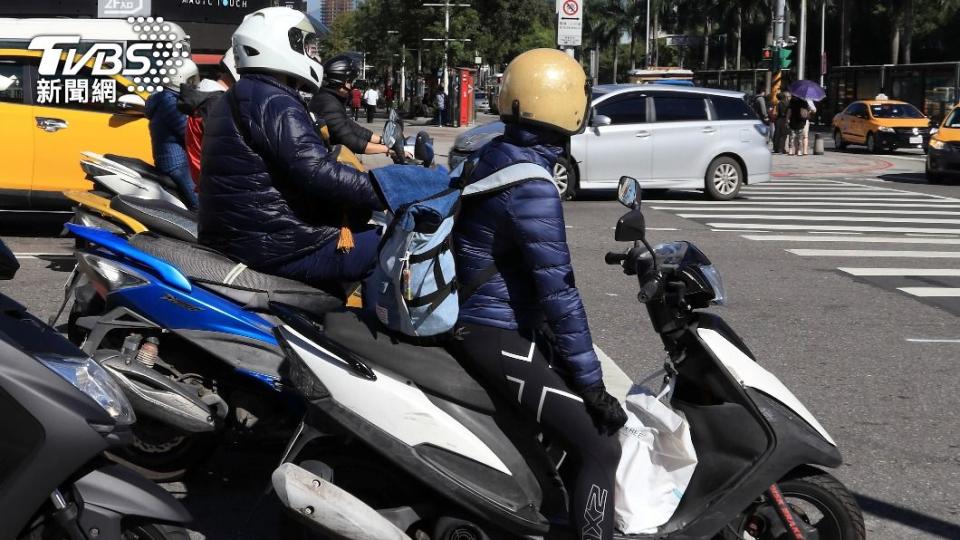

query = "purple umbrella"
[[788, 80, 826, 101]]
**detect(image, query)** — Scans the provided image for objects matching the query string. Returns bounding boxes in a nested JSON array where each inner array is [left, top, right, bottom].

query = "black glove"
[[581, 383, 628, 436]]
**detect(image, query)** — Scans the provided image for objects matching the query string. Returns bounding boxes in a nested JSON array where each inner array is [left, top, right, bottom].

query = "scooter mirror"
[[116, 94, 146, 115], [0, 239, 20, 280], [382, 121, 399, 149], [617, 176, 642, 209], [414, 132, 434, 166], [614, 208, 646, 242]]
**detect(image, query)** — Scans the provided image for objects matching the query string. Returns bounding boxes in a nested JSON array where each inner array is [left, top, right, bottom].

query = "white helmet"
[[231, 7, 323, 92], [221, 46, 239, 82], [166, 58, 199, 92]]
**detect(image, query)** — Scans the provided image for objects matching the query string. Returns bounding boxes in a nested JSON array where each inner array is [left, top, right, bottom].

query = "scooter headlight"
[[37, 355, 136, 426]]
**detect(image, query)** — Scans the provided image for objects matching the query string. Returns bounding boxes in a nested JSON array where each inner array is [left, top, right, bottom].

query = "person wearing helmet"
[[450, 49, 625, 540], [308, 53, 394, 155], [145, 58, 200, 209], [198, 7, 387, 290], [178, 48, 239, 187]]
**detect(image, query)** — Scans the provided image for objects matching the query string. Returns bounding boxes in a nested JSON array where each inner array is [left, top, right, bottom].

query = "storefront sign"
[[98, 0, 152, 18]]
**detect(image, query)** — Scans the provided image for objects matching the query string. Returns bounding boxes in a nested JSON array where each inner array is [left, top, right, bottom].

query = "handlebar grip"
[[605, 251, 627, 265]]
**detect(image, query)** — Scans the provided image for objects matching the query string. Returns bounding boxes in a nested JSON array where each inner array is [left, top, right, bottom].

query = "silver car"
[[449, 84, 772, 200]]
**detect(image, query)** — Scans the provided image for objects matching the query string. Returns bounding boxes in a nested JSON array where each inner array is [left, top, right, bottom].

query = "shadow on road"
[[0, 212, 70, 238], [855, 493, 960, 539], [876, 173, 934, 186]]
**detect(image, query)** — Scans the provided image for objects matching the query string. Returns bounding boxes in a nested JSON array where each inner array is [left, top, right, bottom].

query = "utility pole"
[[645, 0, 651, 67], [771, 0, 786, 104], [423, 2, 471, 95], [819, 0, 826, 87], [798, 0, 807, 80]]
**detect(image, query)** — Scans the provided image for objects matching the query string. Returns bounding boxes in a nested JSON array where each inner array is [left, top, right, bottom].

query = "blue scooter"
[[65, 223, 343, 480]]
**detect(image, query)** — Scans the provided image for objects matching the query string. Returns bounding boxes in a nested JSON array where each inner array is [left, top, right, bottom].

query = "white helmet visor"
[[288, 28, 321, 63]]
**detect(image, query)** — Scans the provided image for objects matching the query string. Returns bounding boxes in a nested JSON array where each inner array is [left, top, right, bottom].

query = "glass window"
[[869, 103, 925, 119], [595, 94, 647, 124], [943, 108, 960, 128], [653, 95, 708, 122], [712, 95, 756, 120], [0, 60, 25, 104]]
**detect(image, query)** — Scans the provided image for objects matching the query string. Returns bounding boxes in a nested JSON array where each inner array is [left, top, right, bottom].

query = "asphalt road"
[[1, 129, 958, 539]]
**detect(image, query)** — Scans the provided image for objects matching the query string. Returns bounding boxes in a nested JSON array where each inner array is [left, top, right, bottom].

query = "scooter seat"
[[322, 309, 495, 412], [129, 233, 343, 318], [110, 196, 198, 243], [103, 154, 181, 193]]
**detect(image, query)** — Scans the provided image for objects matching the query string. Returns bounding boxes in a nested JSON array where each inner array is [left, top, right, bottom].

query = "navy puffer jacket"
[[145, 89, 187, 172], [198, 75, 384, 270], [453, 124, 602, 390]]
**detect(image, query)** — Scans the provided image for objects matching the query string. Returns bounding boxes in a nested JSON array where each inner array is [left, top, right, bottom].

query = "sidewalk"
[[359, 111, 498, 169]]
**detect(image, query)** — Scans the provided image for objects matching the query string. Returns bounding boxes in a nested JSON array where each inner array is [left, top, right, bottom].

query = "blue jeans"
[[165, 164, 199, 211], [271, 228, 380, 290]]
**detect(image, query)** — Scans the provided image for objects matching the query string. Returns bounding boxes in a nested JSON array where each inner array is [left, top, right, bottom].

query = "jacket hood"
[[177, 84, 222, 115]]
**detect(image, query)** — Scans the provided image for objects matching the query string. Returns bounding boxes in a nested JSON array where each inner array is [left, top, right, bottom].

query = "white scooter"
[[264, 176, 865, 540]]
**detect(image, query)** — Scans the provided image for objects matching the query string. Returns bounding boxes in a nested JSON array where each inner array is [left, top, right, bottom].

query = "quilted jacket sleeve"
[[153, 91, 187, 144], [506, 179, 603, 390], [260, 95, 384, 210], [309, 92, 374, 154]]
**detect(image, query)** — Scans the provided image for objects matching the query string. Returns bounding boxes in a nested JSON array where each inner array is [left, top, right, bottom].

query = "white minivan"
[[449, 84, 772, 200]]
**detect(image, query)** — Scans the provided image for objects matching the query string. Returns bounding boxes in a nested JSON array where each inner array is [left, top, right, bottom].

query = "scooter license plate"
[[910, 136, 922, 144]]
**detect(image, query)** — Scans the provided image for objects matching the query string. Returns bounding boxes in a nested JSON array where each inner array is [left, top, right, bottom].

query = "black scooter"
[[0, 240, 192, 539]]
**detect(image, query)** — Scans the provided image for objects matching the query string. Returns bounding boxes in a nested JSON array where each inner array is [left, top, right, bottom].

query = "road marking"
[[787, 249, 960, 258], [898, 287, 960, 297], [879, 154, 926, 162], [744, 197, 952, 202], [646, 227, 679, 231], [906, 338, 960, 343], [595, 346, 633, 401], [662, 206, 960, 216], [682, 213, 960, 225], [712, 228, 770, 233], [743, 234, 960, 244], [712, 223, 960, 234], [738, 191, 904, 196], [652, 201, 960, 208], [14, 252, 73, 259], [838, 267, 960, 277]]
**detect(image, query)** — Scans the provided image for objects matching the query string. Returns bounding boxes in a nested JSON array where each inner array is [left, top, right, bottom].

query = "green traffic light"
[[779, 47, 793, 69]]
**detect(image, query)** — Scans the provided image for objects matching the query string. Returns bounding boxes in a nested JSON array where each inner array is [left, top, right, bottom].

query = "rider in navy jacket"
[[455, 123, 602, 390], [198, 72, 384, 282]]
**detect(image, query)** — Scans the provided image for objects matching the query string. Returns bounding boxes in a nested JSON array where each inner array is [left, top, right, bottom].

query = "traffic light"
[[761, 47, 774, 69], [778, 47, 793, 70]]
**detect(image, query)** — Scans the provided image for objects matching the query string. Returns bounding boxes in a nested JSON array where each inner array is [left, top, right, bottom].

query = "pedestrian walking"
[[435, 90, 446, 126], [350, 86, 362, 121], [363, 85, 379, 123], [773, 90, 791, 154], [787, 95, 810, 156]]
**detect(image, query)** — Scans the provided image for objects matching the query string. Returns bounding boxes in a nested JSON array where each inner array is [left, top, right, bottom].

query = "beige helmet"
[[498, 48, 590, 135]]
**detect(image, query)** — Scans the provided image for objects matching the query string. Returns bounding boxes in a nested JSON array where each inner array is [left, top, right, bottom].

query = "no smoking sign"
[[556, 0, 582, 46], [562, 0, 579, 16]]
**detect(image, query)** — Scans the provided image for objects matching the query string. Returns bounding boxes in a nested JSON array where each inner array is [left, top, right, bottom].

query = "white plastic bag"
[[614, 375, 698, 534]]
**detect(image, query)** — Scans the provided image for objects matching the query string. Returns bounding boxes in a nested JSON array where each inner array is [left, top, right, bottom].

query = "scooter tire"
[[729, 465, 865, 540], [106, 418, 217, 482]]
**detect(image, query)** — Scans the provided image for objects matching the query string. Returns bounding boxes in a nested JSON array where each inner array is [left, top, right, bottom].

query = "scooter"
[[264, 176, 864, 539], [0, 239, 193, 539]]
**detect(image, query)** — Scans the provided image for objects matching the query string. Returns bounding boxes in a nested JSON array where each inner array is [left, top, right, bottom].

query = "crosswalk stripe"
[[787, 249, 960, 258], [742, 197, 950, 202], [710, 223, 960, 234], [839, 268, 960, 277], [743, 186, 887, 191], [651, 201, 960, 208], [898, 287, 960, 297], [739, 190, 902, 196], [742, 234, 960, 244], [680, 213, 960, 225], [661, 207, 960, 216]]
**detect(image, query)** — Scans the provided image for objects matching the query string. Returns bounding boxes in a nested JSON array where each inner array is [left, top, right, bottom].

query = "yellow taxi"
[[926, 104, 960, 184], [0, 48, 152, 208], [832, 96, 933, 153]]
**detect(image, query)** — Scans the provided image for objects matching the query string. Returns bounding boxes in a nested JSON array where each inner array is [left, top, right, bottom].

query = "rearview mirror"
[[0, 240, 19, 280], [591, 114, 612, 127], [414, 131, 434, 166], [382, 121, 399, 149], [617, 176, 641, 209], [116, 94, 146, 115], [614, 208, 646, 242]]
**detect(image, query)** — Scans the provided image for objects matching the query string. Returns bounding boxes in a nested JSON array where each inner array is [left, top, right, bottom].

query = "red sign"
[[562, 0, 578, 16]]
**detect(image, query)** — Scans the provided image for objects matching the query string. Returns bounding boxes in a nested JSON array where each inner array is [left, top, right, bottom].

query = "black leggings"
[[454, 324, 621, 540]]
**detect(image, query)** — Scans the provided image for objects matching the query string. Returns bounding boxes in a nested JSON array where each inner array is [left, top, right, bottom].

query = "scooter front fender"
[[73, 464, 191, 537]]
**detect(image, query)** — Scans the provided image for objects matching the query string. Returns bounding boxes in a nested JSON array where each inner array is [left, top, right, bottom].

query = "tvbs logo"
[[29, 36, 153, 77]]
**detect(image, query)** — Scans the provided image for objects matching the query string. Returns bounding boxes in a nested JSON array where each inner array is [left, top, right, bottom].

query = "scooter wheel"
[[728, 465, 865, 540], [106, 417, 217, 482]]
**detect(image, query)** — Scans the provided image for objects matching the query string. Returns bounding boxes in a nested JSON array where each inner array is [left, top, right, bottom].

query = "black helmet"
[[322, 53, 360, 89]]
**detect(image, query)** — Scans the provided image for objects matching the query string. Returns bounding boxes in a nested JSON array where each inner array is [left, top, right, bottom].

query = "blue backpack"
[[368, 160, 556, 337]]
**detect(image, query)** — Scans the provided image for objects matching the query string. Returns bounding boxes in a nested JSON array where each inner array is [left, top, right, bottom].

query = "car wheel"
[[833, 129, 847, 150], [926, 161, 946, 184], [554, 156, 577, 201], [704, 157, 743, 201], [866, 132, 878, 153]]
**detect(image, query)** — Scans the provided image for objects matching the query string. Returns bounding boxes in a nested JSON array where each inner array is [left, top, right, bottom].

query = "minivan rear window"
[[653, 95, 708, 122], [712, 95, 757, 120]]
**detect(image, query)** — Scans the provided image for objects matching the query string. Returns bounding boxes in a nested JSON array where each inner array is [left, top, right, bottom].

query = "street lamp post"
[[423, 2, 471, 94], [645, 0, 651, 68]]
